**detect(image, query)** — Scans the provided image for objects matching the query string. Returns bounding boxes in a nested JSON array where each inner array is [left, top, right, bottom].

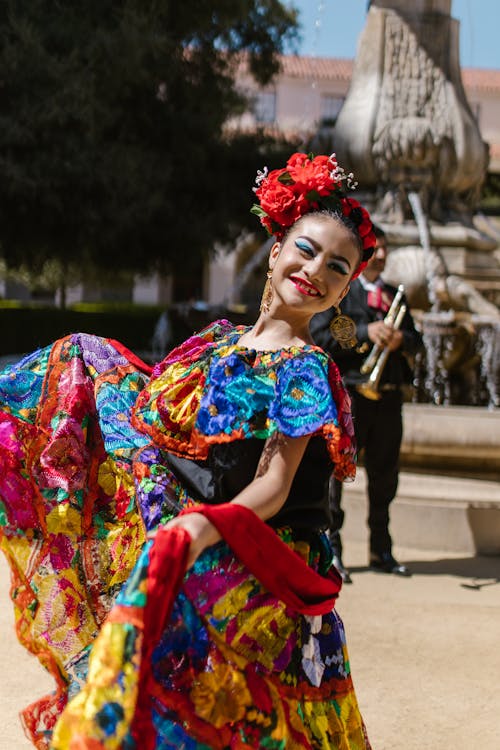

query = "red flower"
[[256, 176, 296, 222], [286, 152, 311, 170], [37, 418, 89, 492], [252, 151, 375, 276], [255, 171, 310, 230], [287, 153, 337, 196]]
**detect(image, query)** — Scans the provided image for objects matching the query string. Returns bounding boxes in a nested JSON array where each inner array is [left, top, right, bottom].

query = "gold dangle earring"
[[260, 270, 274, 314], [329, 306, 357, 349]]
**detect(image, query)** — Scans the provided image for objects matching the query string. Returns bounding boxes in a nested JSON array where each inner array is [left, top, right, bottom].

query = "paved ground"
[[1, 542, 499, 750]]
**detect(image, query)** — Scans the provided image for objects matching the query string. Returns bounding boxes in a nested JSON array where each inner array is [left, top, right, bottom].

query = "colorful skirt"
[[0, 335, 371, 749], [51, 527, 371, 750]]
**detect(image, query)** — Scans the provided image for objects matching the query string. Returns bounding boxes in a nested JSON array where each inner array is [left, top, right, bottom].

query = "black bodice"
[[166, 435, 332, 532]]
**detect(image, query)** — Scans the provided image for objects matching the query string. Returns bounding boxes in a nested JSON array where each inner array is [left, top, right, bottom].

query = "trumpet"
[[356, 284, 406, 401]]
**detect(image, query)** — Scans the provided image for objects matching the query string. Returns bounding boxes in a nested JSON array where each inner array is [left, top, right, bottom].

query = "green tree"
[[0, 1, 298, 300]]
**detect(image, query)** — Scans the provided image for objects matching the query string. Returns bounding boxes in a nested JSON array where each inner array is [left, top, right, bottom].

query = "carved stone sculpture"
[[324, 1, 500, 407], [334, 0, 489, 226], [323, 0, 500, 301]]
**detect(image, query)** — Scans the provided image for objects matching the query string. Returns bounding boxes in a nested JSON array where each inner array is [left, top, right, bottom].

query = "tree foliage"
[[0, 0, 298, 279]]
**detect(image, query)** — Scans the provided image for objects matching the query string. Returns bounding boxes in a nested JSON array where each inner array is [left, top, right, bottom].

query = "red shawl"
[[131, 502, 342, 747]]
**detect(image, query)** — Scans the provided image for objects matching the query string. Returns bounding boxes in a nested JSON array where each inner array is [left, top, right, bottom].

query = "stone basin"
[[343, 403, 500, 555]]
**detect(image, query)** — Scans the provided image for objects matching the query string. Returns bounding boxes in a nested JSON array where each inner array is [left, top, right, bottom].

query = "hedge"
[[0, 302, 256, 359], [0, 303, 165, 358]]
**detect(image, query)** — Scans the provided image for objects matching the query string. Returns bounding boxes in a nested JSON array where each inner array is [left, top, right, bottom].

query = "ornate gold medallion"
[[329, 313, 357, 349]]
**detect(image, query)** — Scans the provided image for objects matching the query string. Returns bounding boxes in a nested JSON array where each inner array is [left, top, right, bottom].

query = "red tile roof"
[[461, 68, 500, 93], [277, 54, 500, 93], [279, 55, 353, 81]]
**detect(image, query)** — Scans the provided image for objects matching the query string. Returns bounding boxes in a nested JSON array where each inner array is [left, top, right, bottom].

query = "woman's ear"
[[269, 241, 281, 268]]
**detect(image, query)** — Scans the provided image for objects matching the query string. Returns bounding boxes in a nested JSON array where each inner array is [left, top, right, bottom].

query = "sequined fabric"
[[0, 322, 369, 749]]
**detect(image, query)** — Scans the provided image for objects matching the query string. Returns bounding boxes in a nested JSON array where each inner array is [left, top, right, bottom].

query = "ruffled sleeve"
[[195, 347, 356, 481], [132, 320, 356, 481]]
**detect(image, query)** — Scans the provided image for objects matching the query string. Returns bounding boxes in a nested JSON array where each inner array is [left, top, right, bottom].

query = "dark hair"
[[372, 223, 386, 240]]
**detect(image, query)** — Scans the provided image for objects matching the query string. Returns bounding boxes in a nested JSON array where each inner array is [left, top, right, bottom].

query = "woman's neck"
[[238, 313, 314, 351]]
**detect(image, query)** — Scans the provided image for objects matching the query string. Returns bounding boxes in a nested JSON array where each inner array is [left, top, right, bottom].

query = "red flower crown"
[[251, 152, 375, 278]]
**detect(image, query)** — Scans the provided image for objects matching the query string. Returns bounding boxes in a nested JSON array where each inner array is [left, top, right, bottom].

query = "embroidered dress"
[[0, 320, 370, 750]]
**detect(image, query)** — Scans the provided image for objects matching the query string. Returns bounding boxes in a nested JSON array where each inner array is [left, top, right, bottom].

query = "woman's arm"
[[163, 432, 311, 567]]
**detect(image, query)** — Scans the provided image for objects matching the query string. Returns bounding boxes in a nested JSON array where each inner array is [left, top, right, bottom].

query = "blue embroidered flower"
[[270, 355, 337, 436], [0, 347, 49, 415], [224, 369, 274, 423], [196, 353, 247, 435], [196, 385, 239, 435], [97, 376, 149, 454]]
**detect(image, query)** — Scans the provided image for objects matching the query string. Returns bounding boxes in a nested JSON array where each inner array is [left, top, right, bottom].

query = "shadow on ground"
[[349, 554, 500, 588]]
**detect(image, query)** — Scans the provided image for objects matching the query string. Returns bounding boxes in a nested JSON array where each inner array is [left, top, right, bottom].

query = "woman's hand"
[[149, 513, 221, 568]]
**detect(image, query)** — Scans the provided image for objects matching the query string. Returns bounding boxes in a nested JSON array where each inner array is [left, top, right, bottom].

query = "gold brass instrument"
[[356, 284, 406, 401]]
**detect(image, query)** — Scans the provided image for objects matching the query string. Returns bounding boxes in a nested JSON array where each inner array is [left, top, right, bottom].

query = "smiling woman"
[[0, 151, 376, 750]]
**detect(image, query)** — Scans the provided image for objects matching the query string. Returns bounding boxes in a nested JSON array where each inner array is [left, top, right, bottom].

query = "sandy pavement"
[[0, 542, 499, 750]]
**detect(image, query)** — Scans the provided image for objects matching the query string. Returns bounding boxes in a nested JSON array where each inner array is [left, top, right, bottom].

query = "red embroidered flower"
[[37, 417, 89, 492]]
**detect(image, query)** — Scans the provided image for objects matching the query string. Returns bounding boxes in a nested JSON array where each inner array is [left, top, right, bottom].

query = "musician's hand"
[[386, 328, 403, 351], [368, 321, 392, 347], [367, 322, 403, 351]]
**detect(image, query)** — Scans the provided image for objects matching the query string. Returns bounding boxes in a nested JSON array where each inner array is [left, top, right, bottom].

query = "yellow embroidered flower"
[[98, 457, 118, 496], [86, 622, 140, 686], [212, 578, 255, 620], [107, 517, 146, 588], [227, 603, 295, 671], [190, 662, 252, 728], [46, 504, 82, 536], [301, 702, 331, 746], [98, 458, 135, 499], [52, 622, 141, 749], [32, 568, 97, 661]]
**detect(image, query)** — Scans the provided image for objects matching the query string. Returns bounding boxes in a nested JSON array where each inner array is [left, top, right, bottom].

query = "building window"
[[320, 95, 344, 126], [253, 91, 276, 124]]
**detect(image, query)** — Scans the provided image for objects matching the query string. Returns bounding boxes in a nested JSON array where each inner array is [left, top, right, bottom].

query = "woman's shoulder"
[[150, 319, 243, 375]]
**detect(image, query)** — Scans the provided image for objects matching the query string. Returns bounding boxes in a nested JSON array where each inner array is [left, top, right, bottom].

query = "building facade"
[[211, 54, 500, 308], [234, 55, 500, 174]]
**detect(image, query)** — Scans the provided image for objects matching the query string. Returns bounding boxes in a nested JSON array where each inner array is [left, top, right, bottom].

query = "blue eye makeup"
[[296, 236, 351, 276], [328, 260, 350, 276], [295, 238, 314, 255]]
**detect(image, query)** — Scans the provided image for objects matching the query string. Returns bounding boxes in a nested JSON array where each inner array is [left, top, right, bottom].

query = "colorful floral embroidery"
[[0, 335, 151, 746], [0, 324, 364, 749], [52, 537, 370, 750], [132, 320, 356, 480]]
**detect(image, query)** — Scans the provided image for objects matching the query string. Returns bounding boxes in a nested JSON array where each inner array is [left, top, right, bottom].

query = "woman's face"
[[268, 214, 360, 317]]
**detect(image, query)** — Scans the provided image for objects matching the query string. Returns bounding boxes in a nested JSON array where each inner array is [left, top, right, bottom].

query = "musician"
[[311, 225, 423, 581]]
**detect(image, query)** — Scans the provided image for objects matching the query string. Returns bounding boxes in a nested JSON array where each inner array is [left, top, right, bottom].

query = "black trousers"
[[329, 388, 403, 556]]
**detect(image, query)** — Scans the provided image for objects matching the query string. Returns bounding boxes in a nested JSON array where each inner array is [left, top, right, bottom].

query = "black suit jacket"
[[310, 279, 423, 389]]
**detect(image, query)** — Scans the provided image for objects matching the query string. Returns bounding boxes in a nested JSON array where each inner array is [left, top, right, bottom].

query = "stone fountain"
[[328, 0, 500, 410], [314, 0, 500, 554]]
